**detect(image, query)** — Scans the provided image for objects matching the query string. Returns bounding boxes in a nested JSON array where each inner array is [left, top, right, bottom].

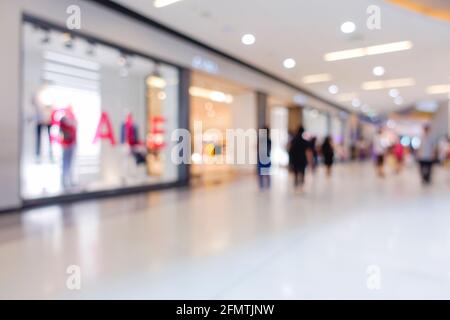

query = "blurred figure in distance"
[[289, 126, 313, 190], [321, 135, 335, 177], [417, 125, 437, 185], [373, 127, 386, 178], [393, 138, 405, 174]]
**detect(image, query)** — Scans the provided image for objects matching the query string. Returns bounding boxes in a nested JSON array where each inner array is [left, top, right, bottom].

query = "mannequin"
[[60, 106, 77, 189], [33, 82, 54, 160]]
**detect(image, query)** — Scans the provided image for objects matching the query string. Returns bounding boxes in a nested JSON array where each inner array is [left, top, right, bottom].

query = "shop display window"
[[21, 21, 180, 200]]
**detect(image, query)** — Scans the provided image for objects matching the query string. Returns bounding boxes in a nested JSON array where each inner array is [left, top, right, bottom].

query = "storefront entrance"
[[189, 71, 256, 185]]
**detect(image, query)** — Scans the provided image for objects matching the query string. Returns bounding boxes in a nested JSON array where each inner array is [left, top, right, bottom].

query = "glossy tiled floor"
[[1, 162, 450, 299]]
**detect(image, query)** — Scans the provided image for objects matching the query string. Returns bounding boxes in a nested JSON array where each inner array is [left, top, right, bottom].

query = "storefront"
[[189, 71, 257, 185], [0, 0, 349, 211], [20, 17, 185, 203]]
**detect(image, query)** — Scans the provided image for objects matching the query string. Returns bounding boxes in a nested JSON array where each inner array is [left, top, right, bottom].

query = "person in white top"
[[373, 127, 386, 178]]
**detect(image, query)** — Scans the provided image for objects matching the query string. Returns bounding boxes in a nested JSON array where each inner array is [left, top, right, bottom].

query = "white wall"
[[0, 0, 21, 209]]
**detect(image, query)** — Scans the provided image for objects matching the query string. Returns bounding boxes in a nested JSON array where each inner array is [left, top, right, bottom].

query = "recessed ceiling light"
[[302, 73, 332, 84], [283, 58, 296, 69], [340, 21, 356, 34], [241, 34, 256, 45], [389, 89, 400, 98], [154, 0, 184, 8], [362, 78, 415, 90], [352, 98, 361, 108], [373, 66, 385, 77], [394, 96, 404, 105], [328, 85, 339, 95], [324, 41, 413, 61], [426, 84, 450, 95]]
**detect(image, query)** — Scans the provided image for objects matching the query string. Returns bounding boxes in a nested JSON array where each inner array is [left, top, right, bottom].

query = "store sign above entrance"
[[192, 56, 219, 74]]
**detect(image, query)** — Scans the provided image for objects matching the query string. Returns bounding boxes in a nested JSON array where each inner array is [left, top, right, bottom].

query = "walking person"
[[373, 127, 386, 178], [393, 139, 405, 174], [418, 125, 436, 185], [257, 126, 272, 189], [321, 135, 335, 177], [289, 127, 313, 190]]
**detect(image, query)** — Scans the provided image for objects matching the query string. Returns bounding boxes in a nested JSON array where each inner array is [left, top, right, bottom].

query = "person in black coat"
[[321, 135, 335, 177], [289, 127, 312, 188]]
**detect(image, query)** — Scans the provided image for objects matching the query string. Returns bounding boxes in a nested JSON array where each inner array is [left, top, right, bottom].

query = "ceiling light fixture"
[[241, 34, 256, 45], [362, 78, 415, 90], [302, 73, 332, 84], [426, 84, 450, 95], [147, 66, 167, 89], [154, 0, 184, 8], [394, 96, 404, 105], [328, 85, 339, 95], [352, 98, 361, 108], [373, 66, 385, 77], [324, 41, 413, 62], [189, 87, 234, 104], [283, 58, 296, 69], [340, 21, 356, 34]]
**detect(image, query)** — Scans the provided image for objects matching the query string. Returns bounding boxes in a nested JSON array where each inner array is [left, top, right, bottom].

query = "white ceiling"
[[113, 0, 450, 114]]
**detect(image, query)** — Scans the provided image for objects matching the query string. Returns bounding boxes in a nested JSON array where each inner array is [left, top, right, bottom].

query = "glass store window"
[[21, 21, 180, 200]]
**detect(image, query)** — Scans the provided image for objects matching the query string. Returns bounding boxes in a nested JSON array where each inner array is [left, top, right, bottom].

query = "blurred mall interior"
[[0, 0, 450, 299]]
